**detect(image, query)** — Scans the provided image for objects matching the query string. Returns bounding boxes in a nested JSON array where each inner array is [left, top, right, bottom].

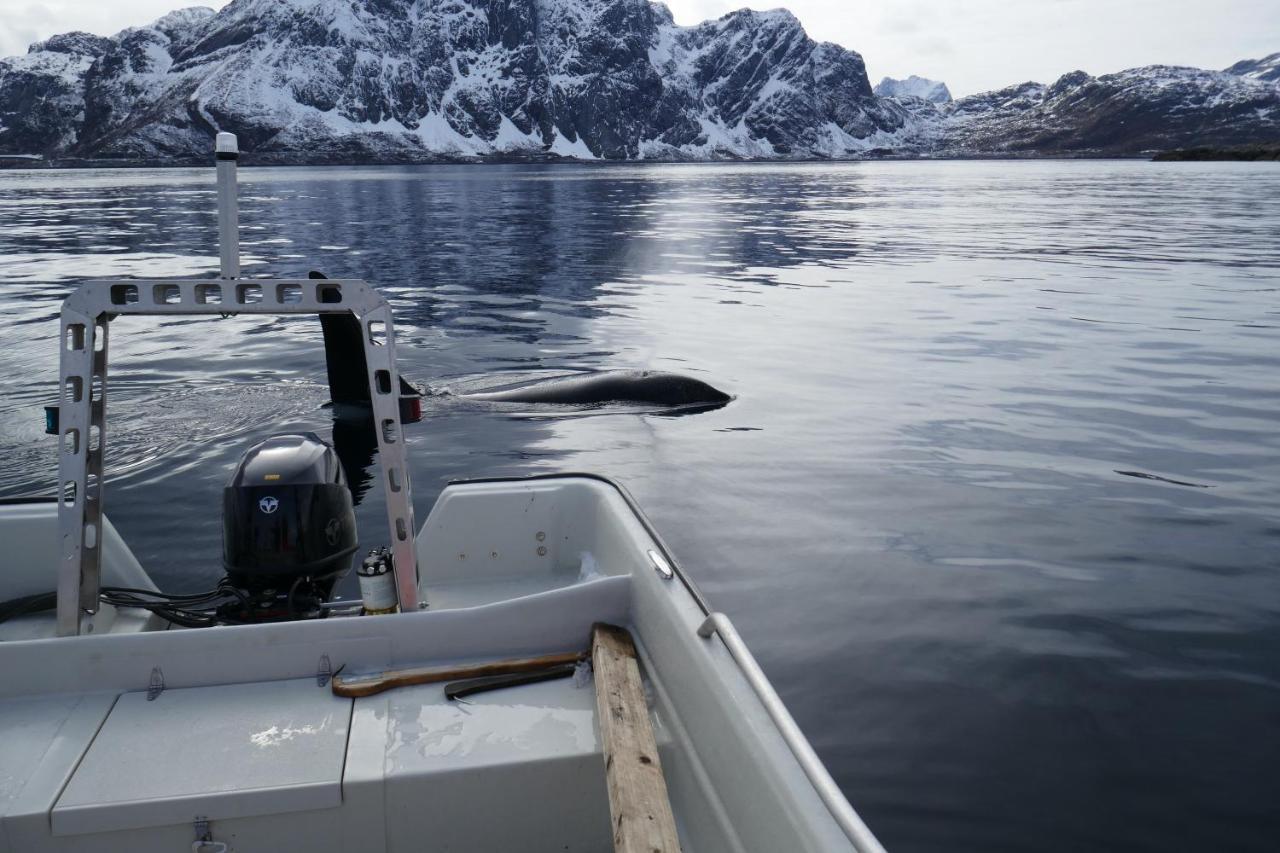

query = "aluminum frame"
[[55, 277, 420, 636]]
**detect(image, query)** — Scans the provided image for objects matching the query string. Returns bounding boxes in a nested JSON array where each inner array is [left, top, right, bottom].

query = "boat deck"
[[0, 476, 871, 853], [0, 575, 636, 852]]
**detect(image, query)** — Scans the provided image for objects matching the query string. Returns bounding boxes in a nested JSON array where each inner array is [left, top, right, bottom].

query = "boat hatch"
[[53, 679, 351, 835]]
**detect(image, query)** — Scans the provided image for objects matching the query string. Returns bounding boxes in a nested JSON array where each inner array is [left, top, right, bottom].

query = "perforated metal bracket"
[[56, 278, 420, 636]]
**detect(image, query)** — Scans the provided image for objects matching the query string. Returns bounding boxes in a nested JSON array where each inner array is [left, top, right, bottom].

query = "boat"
[[0, 135, 886, 853]]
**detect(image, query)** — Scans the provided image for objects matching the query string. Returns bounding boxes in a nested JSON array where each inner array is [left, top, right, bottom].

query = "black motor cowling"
[[222, 433, 356, 617]]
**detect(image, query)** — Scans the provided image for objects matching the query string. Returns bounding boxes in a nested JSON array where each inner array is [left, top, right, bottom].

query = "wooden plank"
[[330, 650, 586, 698], [592, 623, 682, 853]]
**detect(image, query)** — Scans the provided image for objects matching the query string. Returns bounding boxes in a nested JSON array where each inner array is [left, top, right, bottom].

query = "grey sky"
[[2, 0, 1277, 97]]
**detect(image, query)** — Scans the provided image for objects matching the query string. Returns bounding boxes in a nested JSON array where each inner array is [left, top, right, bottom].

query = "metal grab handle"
[[697, 613, 888, 853]]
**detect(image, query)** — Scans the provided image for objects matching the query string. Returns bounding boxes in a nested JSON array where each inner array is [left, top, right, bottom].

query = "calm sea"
[[1, 160, 1277, 852]]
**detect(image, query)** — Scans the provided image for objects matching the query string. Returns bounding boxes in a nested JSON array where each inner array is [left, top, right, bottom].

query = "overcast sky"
[[2, 0, 1277, 96]]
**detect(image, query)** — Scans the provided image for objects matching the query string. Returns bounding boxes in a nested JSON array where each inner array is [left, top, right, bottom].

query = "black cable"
[[100, 595, 221, 614], [100, 583, 231, 604], [99, 582, 245, 629], [100, 593, 216, 611], [285, 575, 309, 620], [214, 580, 254, 612], [0, 591, 57, 625], [100, 585, 217, 600], [0, 589, 229, 627], [3, 577, 341, 629], [146, 605, 218, 628]]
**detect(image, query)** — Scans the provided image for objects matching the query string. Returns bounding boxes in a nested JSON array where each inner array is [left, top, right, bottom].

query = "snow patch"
[[549, 130, 595, 159], [412, 110, 478, 154], [491, 114, 541, 152]]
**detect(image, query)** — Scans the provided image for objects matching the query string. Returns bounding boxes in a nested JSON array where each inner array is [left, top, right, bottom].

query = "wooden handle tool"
[[331, 650, 586, 698]]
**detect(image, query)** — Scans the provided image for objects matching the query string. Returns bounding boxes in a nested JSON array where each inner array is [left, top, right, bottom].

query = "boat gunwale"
[[445, 471, 713, 616]]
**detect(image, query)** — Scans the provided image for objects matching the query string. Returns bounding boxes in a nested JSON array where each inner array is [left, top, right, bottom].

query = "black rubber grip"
[[445, 662, 580, 700]]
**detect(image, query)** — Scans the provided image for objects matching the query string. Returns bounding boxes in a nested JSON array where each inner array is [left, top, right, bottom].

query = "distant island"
[[0, 1, 1277, 166], [1153, 143, 1280, 161]]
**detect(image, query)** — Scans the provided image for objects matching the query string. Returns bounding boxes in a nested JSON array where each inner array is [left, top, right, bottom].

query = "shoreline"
[[0, 151, 1175, 170]]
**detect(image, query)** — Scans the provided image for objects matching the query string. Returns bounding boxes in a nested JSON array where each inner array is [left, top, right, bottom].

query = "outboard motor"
[[221, 433, 357, 622]]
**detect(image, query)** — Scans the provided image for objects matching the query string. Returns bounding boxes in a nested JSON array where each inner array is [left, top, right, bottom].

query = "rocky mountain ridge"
[[876, 62, 1280, 158], [1224, 52, 1280, 84], [874, 75, 951, 104], [0, 1, 1276, 163], [0, 0, 907, 161]]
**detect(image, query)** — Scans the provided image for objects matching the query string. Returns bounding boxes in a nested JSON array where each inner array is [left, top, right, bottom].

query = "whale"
[[460, 370, 732, 408], [309, 270, 730, 414]]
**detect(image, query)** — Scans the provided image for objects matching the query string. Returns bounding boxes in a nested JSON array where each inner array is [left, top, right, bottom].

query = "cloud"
[[1, 5, 63, 57]]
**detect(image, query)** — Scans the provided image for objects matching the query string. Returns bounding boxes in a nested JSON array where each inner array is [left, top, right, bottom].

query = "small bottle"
[[357, 549, 398, 615]]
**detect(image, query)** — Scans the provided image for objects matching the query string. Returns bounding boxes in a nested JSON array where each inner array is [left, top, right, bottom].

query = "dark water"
[[2, 161, 1279, 852]]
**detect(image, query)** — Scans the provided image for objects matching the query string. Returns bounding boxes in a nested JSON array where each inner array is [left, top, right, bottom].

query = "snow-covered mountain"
[[0, 1, 1276, 162], [0, 0, 907, 161], [920, 65, 1280, 157], [1224, 52, 1280, 84], [874, 75, 951, 104]]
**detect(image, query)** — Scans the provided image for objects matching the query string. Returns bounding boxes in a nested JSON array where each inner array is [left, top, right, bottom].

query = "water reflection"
[[330, 407, 379, 506]]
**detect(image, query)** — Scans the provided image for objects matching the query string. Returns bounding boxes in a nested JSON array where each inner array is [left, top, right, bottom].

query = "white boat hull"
[[0, 475, 880, 852]]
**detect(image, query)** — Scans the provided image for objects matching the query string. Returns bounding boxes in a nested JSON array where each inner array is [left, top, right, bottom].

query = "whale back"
[[466, 370, 731, 407]]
